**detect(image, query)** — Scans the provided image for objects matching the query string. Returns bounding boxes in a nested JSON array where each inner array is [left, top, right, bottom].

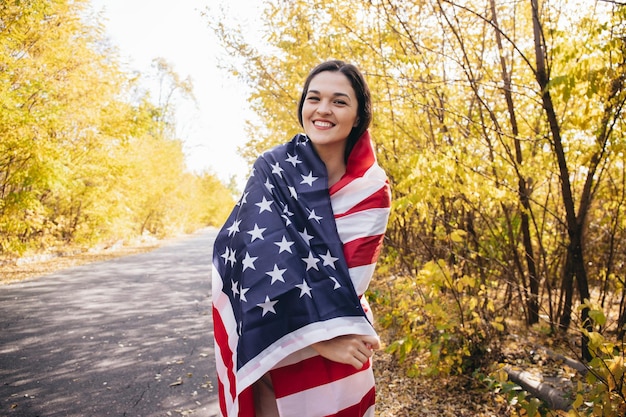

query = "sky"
[[89, 0, 263, 188]]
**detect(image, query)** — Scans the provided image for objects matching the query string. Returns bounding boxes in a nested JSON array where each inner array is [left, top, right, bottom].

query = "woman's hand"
[[311, 334, 380, 369]]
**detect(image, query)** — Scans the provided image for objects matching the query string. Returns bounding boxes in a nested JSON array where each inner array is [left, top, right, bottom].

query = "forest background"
[[2, 0, 626, 416]]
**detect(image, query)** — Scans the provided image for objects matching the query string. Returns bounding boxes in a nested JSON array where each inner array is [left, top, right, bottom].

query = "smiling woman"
[[211, 60, 391, 417]]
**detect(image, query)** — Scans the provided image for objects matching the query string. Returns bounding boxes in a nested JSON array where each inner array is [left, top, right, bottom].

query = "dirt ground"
[[0, 237, 511, 417]]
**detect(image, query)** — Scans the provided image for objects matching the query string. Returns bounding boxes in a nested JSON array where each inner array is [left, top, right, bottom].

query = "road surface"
[[0, 229, 220, 417]]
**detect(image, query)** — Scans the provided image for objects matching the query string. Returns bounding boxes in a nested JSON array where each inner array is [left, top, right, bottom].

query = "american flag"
[[212, 131, 391, 416]]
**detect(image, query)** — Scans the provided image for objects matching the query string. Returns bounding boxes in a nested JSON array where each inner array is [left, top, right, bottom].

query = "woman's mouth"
[[313, 120, 334, 128]]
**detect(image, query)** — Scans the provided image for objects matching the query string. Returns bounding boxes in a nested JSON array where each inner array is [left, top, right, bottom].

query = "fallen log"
[[504, 365, 572, 411], [539, 346, 588, 375]]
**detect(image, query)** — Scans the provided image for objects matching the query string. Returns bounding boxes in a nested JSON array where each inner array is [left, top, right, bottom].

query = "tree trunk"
[[491, 0, 539, 324], [530, 0, 591, 359]]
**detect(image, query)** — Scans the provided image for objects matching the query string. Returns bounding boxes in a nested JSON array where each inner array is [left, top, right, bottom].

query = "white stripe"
[[276, 366, 375, 417], [349, 263, 377, 296], [335, 208, 390, 244], [236, 316, 376, 391], [213, 341, 235, 416], [332, 165, 388, 215]]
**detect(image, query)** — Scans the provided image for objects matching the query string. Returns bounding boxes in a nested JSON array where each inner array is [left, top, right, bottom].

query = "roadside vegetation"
[[0, 0, 234, 261]]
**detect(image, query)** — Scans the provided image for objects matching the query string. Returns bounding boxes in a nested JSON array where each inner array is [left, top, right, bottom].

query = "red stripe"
[[270, 355, 371, 398], [329, 386, 376, 417], [217, 377, 227, 417], [238, 386, 255, 417], [213, 307, 237, 410], [343, 234, 385, 268], [334, 184, 391, 218], [330, 132, 375, 194]]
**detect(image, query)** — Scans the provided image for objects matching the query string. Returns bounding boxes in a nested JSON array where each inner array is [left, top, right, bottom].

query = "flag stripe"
[[343, 234, 386, 268], [273, 359, 375, 416], [335, 208, 391, 244], [271, 354, 371, 397], [334, 184, 391, 218], [330, 387, 376, 417]]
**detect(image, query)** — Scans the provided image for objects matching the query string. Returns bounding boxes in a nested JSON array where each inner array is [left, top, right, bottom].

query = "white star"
[[266, 264, 287, 284], [300, 171, 318, 186], [289, 186, 298, 200], [257, 296, 278, 316], [236, 192, 249, 206], [226, 219, 241, 236], [271, 162, 284, 177], [295, 279, 313, 298], [286, 152, 302, 167], [302, 251, 320, 271], [227, 249, 237, 266], [240, 287, 250, 302], [247, 224, 266, 242], [274, 236, 295, 253], [299, 228, 314, 246], [221, 247, 230, 264], [250, 167, 256, 176], [283, 205, 294, 217], [264, 178, 275, 192], [307, 209, 323, 223], [255, 196, 273, 213], [242, 252, 258, 271], [231, 279, 239, 296], [320, 250, 339, 269], [281, 215, 292, 226], [329, 276, 341, 289]]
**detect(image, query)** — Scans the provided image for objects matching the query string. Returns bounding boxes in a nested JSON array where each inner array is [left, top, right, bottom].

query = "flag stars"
[[247, 224, 266, 242], [221, 247, 231, 264], [274, 236, 295, 254], [302, 251, 320, 271], [307, 209, 323, 223], [300, 171, 318, 187], [255, 196, 273, 213], [240, 287, 250, 302], [226, 219, 241, 236], [329, 277, 341, 289], [271, 162, 284, 177], [242, 252, 258, 271], [289, 186, 298, 200], [266, 264, 287, 284], [236, 192, 249, 206], [227, 248, 237, 266], [257, 296, 278, 316], [320, 250, 339, 269], [231, 279, 239, 296], [295, 279, 313, 298], [286, 152, 302, 167], [264, 178, 275, 193], [299, 228, 314, 246]]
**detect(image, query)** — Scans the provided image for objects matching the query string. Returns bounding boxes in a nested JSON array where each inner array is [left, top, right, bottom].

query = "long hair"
[[297, 60, 372, 162]]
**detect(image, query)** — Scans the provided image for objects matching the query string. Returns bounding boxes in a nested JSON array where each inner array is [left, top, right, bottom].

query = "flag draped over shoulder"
[[212, 132, 391, 417]]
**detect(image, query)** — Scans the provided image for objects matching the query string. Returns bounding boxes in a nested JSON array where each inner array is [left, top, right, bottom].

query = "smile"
[[313, 120, 334, 128]]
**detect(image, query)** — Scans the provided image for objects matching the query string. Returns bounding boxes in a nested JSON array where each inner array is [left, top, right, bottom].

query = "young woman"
[[212, 60, 391, 417]]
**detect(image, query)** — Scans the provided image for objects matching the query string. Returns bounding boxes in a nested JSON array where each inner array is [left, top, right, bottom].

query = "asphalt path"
[[0, 228, 220, 417]]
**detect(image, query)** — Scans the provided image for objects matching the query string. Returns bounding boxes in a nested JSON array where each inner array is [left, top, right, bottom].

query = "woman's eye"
[[334, 100, 347, 105], [306, 96, 320, 101]]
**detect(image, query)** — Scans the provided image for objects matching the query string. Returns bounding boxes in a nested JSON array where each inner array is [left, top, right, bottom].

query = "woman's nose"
[[316, 100, 331, 114]]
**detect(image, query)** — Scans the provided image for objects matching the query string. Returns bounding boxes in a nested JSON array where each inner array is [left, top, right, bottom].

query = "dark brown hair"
[[297, 60, 372, 161]]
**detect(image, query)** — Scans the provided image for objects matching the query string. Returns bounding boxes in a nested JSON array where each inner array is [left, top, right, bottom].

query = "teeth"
[[314, 121, 333, 128]]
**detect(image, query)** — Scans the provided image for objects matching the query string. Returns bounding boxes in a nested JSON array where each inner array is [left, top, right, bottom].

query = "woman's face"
[[301, 71, 359, 155]]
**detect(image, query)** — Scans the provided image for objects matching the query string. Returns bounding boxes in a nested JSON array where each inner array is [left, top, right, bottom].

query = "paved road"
[[0, 229, 220, 417]]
